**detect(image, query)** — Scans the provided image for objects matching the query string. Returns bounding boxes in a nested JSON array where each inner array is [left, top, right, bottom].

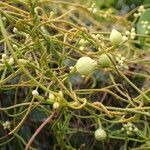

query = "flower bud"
[[76, 57, 97, 75], [48, 93, 56, 103], [8, 58, 14, 65], [2, 121, 11, 130], [94, 128, 107, 141], [32, 90, 39, 96], [109, 29, 122, 45], [53, 102, 60, 110], [13, 27, 18, 33], [2, 54, 7, 62]]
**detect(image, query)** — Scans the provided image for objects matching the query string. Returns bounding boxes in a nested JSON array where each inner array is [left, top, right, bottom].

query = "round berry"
[[32, 90, 39, 96], [53, 102, 60, 110], [94, 128, 107, 141], [76, 57, 97, 75]]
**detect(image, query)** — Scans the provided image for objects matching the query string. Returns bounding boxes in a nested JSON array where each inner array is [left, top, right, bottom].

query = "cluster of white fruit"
[[0, 54, 14, 66], [75, 29, 129, 76], [141, 20, 150, 34], [103, 9, 112, 18], [78, 38, 87, 51], [88, 3, 97, 13], [79, 34, 102, 51], [13, 27, 28, 38], [116, 54, 128, 70], [110, 29, 128, 43], [125, 28, 136, 40], [121, 122, 139, 136], [134, 5, 145, 17], [32, 90, 63, 110], [2, 121, 11, 130]]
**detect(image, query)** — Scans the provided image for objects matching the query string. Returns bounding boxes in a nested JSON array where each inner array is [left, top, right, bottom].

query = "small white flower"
[[131, 28, 135, 32], [121, 57, 125, 61], [125, 31, 130, 36], [93, 8, 97, 13], [127, 122, 132, 127], [122, 36, 128, 42], [147, 25, 150, 30], [128, 127, 133, 131], [69, 66, 74, 70], [48, 93, 56, 103], [3, 121, 11, 130], [79, 45, 85, 51], [138, 5, 145, 13], [131, 32, 136, 39], [145, 30, 149, 34], [127, 131, 132, 135], [32, 90, 39, 96], [121, 127, 124, 131], [134, 128, 139, 132], [53, 102, 60, 110], [13, 44, 18, 49], [144, 21, 148, 25], [123, 124, 127, 127], [134, 13, 138, 17], [13, 27, 18, 33], [79, 39, 87, 45], [142, 24, 146, 28], [118, 60, 123, 64], [8, 58, 14, 65], [2, 54, 7, 62], [141, 21, 144, 24]]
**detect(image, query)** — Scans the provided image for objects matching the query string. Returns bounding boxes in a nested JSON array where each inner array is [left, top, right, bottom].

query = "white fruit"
[[8, 58, 14, 65], [53, 102, 60, 110], [76, 57, 97, 75], [109, 29, 122, 45], [32, 90, 39, 96], [48, 93, 56, 103]]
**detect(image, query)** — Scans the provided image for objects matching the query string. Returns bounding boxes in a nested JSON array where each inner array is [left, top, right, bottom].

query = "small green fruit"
[[99, 53, 113, 67], [76, 56, 97, 75], [110, 29, 122, 45], [94, 128, 107, 141]]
